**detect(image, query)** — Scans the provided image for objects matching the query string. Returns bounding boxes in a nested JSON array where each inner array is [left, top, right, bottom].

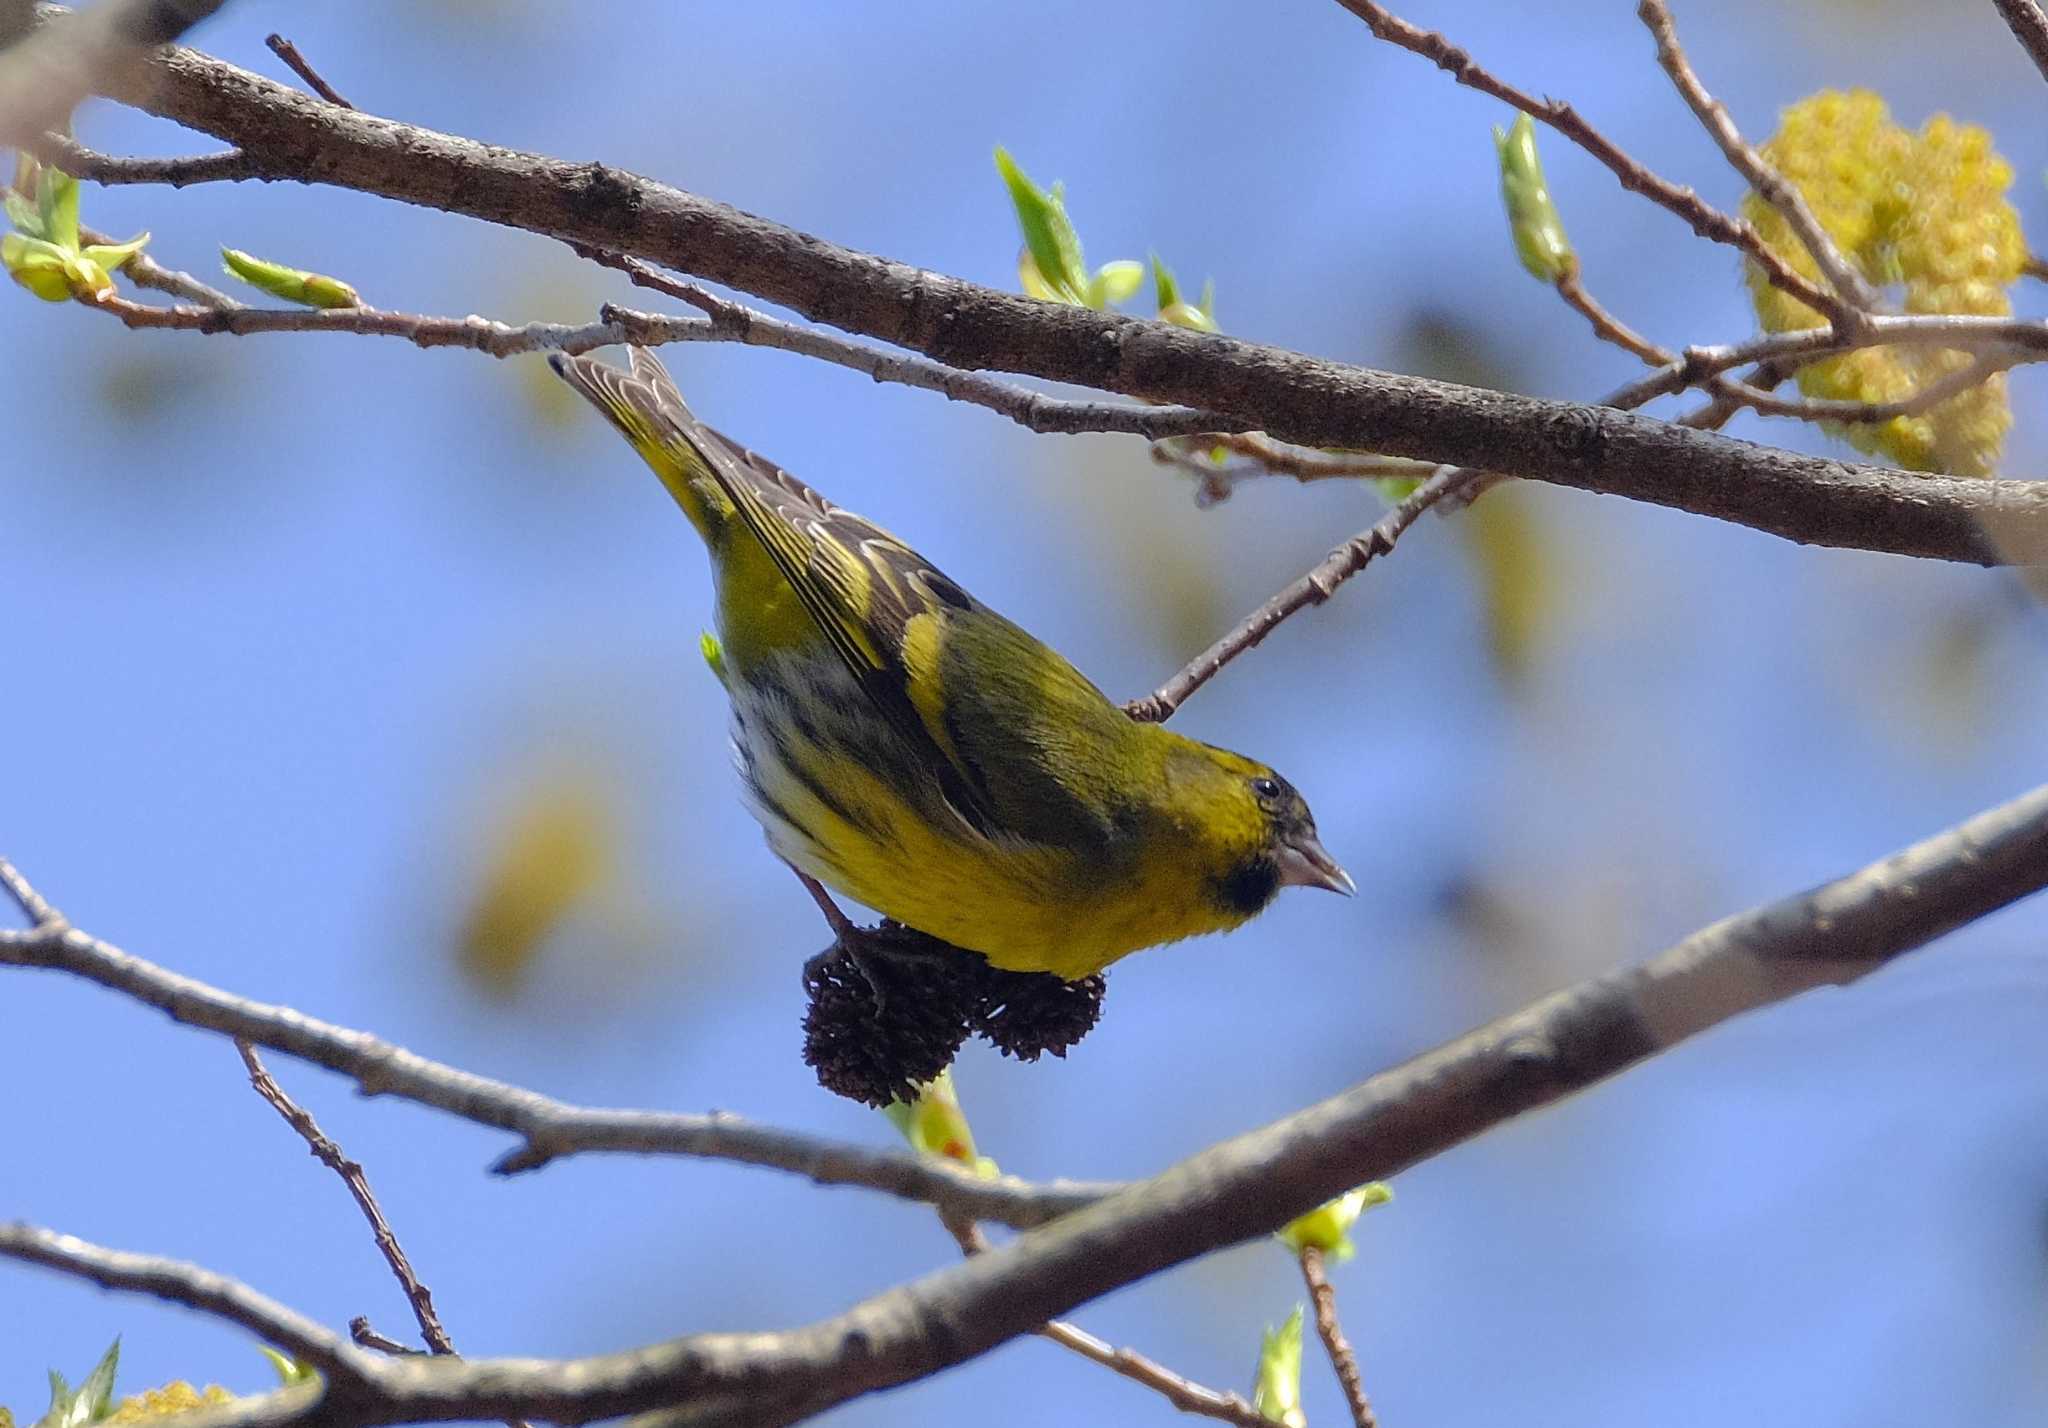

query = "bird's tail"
[[549, 347, 729, 543]]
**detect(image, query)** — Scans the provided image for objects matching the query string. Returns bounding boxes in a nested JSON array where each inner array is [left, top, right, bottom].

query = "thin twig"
[[264, 32, 352, 108], [948, 1219, 1269, 1428], [30, 130, 259, 185], [80, 287, 639, 353], [0, 1223, 364, 1383], [1991, 0, 2048, 85], [581, 249, 1234, 438], [1149, 432, 1437, 505], [1554, 268, 1666, 364], [1601, 313, 2048, 411], [1327, 0, 1840, 321], [1675, 359, 1792, 431], [234, 1042, 456, 1355], [1554, 270, 1819, 416], [1126, 465, 1479, 722], [350, 1318, 427, 1357], [1299, 1247, 1377, 1428], [1636, 0, 1880, 319], [110, 245, 238, 307], [1204, 433, 1435, 481], [1555, 271, 2007, 425], [0, 854, 64, 928]]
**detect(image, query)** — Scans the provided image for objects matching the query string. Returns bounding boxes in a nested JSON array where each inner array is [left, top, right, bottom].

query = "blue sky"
[[5, 2, 2048, 1425]]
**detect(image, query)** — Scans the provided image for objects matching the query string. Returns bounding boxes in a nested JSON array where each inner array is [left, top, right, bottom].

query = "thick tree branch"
[[8, 783, 2048, 1427], [0, 892, 1109, 1230], [40, 14, 2048, 566]]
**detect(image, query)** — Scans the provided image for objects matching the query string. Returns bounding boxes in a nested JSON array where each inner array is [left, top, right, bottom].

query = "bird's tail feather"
[[548, 348, 726, 542]]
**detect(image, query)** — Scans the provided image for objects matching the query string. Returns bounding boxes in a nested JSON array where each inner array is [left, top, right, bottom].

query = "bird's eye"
[[1251, 776, 1282, 801]]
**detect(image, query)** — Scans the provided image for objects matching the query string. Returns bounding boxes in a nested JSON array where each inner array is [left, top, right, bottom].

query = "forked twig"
[[948, 1218, 1270, 1427], [1636, 0, 1880, 318], [1328, 0, 1841, 321], [234, 1042, 456, 1355]]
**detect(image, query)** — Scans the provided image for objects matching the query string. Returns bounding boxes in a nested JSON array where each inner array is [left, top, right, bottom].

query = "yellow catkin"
[[103, 1384, 236, 1422], [1742, 89, 2022, 476]]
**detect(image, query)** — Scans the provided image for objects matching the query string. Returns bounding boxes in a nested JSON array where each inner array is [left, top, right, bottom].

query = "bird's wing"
[[623, 356, 1003, 839]]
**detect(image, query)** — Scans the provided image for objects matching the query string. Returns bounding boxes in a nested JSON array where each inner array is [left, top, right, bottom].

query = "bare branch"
[[70, 285, 1226, 437], [92, 222, 237, 304], [235, 1042, 456, 1356], [0, 853, 64, 928], [1553, 271, 2012, 425], [1602, 314, 2048, 411], [32, 128, 257, 184], [1035, 1317, 1269, 1428], [40, 20, 2045, 564], [0, 1223, 366, 1383], [1149, 431, 1437, 506], [1126, 465, 1480, 721], [1326, 0, 1843, 323], [263, 30, 348, 107], [1554, 268, 1667, 364], [1552, 270, 1800, 418], [351, 1319, 427, 1357], [1637, 0, 1880, 318], [1299, 1247, 1376, 1428], [81, 287, 639, 352], [0, 890, 1109, 1229], [596, 292, 1232, 439], [950, 1219, 1269, 1428], [1991, 0, 2048, 84]]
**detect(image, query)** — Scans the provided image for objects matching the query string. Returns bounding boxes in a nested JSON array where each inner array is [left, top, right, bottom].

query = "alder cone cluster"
[[801, 922, 1107, 1106]]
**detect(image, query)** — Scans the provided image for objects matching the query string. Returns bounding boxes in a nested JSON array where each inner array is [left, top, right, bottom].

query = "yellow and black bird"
[[550, 348, 1351, 985]]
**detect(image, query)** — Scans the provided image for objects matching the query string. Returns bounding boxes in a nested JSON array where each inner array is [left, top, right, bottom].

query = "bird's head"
[[1155, 737, 1354, 922]]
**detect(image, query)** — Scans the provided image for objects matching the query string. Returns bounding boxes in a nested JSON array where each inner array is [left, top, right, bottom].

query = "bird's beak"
[[1275, 830, 1356, 896]]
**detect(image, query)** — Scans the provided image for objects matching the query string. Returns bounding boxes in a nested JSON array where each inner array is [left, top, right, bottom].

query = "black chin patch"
[[1213, 854, 1281, 917]]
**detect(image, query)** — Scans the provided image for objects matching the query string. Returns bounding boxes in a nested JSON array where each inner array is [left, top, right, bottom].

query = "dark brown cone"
[[799, 924, 981, 1106], [972, 966, 1107, 1061]]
